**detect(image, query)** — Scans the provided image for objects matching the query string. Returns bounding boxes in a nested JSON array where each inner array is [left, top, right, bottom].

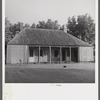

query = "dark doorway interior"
[[71, 48, 78, 62], [29, 47, 34, 57], [62, 49, 66, 61]]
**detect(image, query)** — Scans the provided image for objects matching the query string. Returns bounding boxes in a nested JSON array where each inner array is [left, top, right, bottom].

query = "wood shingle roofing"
[[8, 28, 91, 46]]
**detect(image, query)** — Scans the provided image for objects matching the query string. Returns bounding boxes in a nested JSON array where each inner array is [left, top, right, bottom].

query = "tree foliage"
[[37, 21, 46, 28], [37, 19, 60, 29], [24, 23, 30, 28], [5, 18, 24, 44], [67, 14, 95, 45], [5, 18, 13, 44], [31, 23, 36, 28]]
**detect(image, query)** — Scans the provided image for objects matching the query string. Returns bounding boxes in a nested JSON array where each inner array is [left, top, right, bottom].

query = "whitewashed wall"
[[78, 47, 94, 62], [7, 45, 28, 64], [29, 48, 48, 63]]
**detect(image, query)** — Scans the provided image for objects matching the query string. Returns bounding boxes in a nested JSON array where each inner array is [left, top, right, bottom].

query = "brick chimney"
[[63, 25, 67, 33], [19, 22, 23, 31]]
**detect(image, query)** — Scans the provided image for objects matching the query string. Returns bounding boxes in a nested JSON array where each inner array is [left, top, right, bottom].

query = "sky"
[[5, 0, 95, 25]]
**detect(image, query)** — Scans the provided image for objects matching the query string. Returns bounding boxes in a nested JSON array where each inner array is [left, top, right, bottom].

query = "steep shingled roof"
[[8, 28, 91, 46]]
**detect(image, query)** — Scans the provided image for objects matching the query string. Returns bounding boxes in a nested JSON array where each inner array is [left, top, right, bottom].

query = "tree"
[[67, 16, 79, 37], [59, 25, 67, 33], [24, 23, 30, 28], [46, 19, 53, 29], [37, 19, 60, 30], [5, 18, 13, 44], [46, 19, 60, 29], [31, 23, 36, 28], [60, 25, 65, 31], [5, 17, 12, 28], [5, 19, 24, 45], [67, 14, 95, 45], [37, 21, 46, 28], [53, 20, 60, 29]]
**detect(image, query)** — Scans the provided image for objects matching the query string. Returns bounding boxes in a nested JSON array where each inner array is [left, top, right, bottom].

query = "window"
[[54, 50, 59, 57], [40, 50, 43, 56], [29, 47, 33, 57]]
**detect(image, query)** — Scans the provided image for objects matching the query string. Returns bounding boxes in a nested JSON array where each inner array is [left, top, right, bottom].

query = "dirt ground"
[[5, 62, 95, 83]]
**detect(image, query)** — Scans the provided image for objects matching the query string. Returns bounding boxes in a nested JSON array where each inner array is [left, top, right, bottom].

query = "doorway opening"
[[71, 48, 78, 62]]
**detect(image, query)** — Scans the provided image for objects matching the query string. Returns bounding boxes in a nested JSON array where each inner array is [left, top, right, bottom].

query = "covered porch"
[[28, 46, 79, 64]]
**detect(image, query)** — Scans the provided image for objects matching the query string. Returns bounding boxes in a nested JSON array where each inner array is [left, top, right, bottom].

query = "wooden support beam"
[[38, 46, 40, 63], [49, 46, 51, 63], [27, 46, 29, 64], [70, 47, 71, 63], [60, 47, 62, 63]]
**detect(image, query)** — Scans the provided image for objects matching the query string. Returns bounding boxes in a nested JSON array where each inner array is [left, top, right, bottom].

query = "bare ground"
[[5, 63, 95, 83]]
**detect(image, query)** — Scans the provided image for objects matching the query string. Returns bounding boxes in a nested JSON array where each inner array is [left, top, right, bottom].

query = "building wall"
[[78, 47, 94, 62], [7, 45, 28, 64], [29, 47, 49, 63], [7, 45, 94, 64]]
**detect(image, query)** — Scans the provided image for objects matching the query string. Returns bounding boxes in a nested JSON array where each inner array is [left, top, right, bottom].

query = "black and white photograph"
[[5, 0, 96, 83], [3, 0, 99, 100]]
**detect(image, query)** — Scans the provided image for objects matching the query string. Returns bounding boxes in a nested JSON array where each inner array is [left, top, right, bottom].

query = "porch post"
[[27, 46, 29, 64], [38, 46, 40, 63], [49, 46, 51, 63], [60, 46, 62, 63], [70, 47, 71, 63]]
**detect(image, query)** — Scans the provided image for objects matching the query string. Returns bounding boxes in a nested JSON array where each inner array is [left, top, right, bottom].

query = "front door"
[[62, 49, 66, 61], [29, 47, 34, 62], [29, 47, 38, 63], [71, 48, 78, 62]]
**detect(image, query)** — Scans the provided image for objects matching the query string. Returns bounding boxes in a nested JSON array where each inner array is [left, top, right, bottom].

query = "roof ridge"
[[27, 28, 64, 32]]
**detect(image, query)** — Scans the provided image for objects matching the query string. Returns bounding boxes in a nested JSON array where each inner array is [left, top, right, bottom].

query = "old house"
[[7, 28, 94, 64]]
